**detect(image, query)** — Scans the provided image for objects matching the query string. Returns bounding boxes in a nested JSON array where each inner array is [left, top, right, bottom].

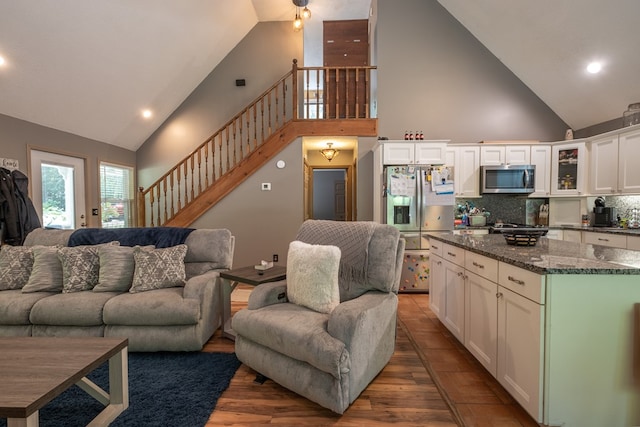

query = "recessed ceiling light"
[[142, 109, 152, 119], [586, 61, 602, 74], [0, 56, 6, 67]]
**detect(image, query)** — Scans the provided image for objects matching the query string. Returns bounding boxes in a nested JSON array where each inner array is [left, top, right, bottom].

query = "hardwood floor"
[[204, 290, 540, 426]]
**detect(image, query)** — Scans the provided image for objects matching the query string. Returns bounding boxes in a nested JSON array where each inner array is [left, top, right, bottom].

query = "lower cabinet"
[[428, 238, 545, 422], [442, 259, 465, 342], [497, 286, 544, 421], [464, 271, 498, 376]]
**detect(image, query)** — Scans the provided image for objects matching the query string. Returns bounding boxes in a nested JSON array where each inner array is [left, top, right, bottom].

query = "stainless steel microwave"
[[480, 164, 535, 194]]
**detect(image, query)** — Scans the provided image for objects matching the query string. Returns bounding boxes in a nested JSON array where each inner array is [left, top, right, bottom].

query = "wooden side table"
[[219, 265, 286, 340]]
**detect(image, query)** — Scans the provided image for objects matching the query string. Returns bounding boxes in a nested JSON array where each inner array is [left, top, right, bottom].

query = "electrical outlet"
[[273, 254, 278, 262]]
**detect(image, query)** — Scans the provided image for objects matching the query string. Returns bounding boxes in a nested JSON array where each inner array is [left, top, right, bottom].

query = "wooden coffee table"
[[219, 265, 286, 340], [0, 337, 128, 427]]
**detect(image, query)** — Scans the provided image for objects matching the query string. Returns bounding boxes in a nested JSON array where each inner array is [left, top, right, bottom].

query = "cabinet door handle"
[[472, 261, 485, 269], [436, 261, 442, 266], [597, 238, 609, 242], [496, 292, 503, 299], [508, 275, 525, 286], [447, 252, 456, 257]]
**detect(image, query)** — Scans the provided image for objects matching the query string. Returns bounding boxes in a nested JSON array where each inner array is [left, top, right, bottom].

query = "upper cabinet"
[[550, 141, 587, 196], [382, 140, 448, 165], [480, 145, 531, 166], [530, 145, 551, 196], [590, 128, 640, 194], [446, 145, 481, 197]]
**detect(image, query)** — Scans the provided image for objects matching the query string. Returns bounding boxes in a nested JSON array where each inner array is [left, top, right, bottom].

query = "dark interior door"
[[323, 20, 369, 118]]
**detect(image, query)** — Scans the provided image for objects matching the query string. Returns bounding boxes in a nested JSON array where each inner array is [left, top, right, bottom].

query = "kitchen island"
[[426, 233, 640, 427]]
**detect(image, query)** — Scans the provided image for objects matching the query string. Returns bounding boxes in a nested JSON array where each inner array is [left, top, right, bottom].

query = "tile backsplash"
[[456, 195, 548, 225]]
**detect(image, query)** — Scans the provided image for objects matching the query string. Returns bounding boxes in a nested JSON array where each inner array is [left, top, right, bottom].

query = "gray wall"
[[0, 113, 135, 228], [136, 21, 303, 267], [376, 0, 568, 143], [136, 22, 303, 188], [191, 140, 304, 268]]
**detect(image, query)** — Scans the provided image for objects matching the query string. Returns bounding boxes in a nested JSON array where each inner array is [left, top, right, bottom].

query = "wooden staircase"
[[138, 60, 377, 227]]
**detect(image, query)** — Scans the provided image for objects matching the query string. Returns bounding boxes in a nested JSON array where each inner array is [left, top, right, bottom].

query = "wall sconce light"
[[320, 143, 339, 162], [292, 0, 311, 31]]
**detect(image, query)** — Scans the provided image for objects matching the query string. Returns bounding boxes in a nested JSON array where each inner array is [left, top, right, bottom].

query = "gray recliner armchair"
[[232, 220, 405, 414]]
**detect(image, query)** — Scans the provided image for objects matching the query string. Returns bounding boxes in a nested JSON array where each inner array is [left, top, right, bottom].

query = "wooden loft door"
[[323, 19, 369, 119]]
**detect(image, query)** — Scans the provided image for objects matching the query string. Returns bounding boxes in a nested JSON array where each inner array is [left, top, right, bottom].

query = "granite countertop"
[[427, 232, 640, 275]]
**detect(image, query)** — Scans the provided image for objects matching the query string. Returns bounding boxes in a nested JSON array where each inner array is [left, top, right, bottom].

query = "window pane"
[[100, 162, 134, 228], [41, 163, 75, 229]]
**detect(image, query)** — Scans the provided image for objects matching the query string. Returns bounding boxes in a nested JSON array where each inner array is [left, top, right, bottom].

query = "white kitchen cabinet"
[[626, 235, 640, 250], [497, 286, 544, 421], [550, 141, 586, 196], [582, 231, 627, 248], [562, 229, 582, 243], [505, 145, 531, 165], [464, 252, 499, 376], [480, 145, 505, 165], [441, 243, 466, 342], [382, 141, 448, 165], [442, 259, 465, 342], [589, 135, 619, 194], [480, 144, 531, 166], [428, 240, 445, 319], [446, 145, 481, 197], [617, 129, 640, 193], [530, 145, 551, 196]]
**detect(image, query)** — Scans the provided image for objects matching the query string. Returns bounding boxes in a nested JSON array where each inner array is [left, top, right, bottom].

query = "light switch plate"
[[261, 183, 271, 191]]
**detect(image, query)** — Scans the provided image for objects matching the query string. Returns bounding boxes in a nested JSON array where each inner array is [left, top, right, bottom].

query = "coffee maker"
[[593, 197, 617, 227]]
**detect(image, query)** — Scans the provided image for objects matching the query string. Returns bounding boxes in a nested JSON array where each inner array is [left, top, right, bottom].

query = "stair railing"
[[138, 59, 376, 227]]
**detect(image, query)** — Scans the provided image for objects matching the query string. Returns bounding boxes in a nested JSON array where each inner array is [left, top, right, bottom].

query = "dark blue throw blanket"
[[68, 227, 195, 248]]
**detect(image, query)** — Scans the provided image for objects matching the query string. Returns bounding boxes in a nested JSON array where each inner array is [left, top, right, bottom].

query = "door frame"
[[305, 165, 354, 221], [28, 146, 89, 229]]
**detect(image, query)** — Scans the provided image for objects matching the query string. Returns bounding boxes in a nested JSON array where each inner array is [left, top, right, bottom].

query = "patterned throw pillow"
[[130, 244, 188, 293], [58, 246, 101, 293], [0, 245, 34, 290], [22, 246, 64, 293], [286, 240, 341, 314]]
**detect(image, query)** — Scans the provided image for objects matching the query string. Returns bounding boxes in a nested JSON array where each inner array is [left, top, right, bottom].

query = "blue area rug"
[[1, 351, 241, 427]]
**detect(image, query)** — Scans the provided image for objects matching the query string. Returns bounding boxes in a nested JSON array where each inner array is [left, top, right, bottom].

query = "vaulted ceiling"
[[0, 1, 637, 151]]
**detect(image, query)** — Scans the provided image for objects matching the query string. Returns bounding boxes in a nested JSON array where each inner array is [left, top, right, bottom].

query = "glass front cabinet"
[[550, 141, 587, 196]]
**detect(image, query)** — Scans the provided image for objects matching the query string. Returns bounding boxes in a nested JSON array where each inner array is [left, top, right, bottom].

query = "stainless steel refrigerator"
[[384, 165, 454, 292]]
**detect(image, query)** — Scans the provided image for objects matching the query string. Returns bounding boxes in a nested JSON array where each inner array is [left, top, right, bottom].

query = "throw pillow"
[[94, 245, 154, 292], [58, 245, 101, 293], [130, 244, 188, 293], [22, 246, 64, 293], [0, 245, 34, 290], [286, 240, 341, 314]]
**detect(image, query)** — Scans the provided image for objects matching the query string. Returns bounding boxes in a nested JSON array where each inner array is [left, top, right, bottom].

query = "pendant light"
[[320, 143, 339, 162], [292, 0, 311, 31]]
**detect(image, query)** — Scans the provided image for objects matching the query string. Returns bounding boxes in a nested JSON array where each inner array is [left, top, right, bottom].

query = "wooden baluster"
[[246, 109, 251, 154], [162, 177, 168, 223], [260, 97, 265, 142], [203, 141, 209, 189], [149, 187, 155, 227], [225, 126, 230, 172], [292, 59, 298, 121], [190, 154, 195, 203], [364, 68, 370, 118], [267, 92, 272, 135], [183, 160, 188, 206], [237, 114, 243, 159], [218, 133, 223, 177], [275, 84, 280, 129], [137, 187, 146, 227], [325, 68, 330, 119], [169, 172, 175, 218], [253, 105, 258, 149], [176, 164, 182, 211], [155, 184, 161, 226], [197, 148, 203, 195]]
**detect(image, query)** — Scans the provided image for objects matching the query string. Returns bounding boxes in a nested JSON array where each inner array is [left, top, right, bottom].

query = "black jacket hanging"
[[0, 167, 42, 245]]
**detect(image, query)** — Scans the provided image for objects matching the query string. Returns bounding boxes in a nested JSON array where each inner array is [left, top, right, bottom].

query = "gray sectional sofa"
[[0, 227, 234, 351]]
